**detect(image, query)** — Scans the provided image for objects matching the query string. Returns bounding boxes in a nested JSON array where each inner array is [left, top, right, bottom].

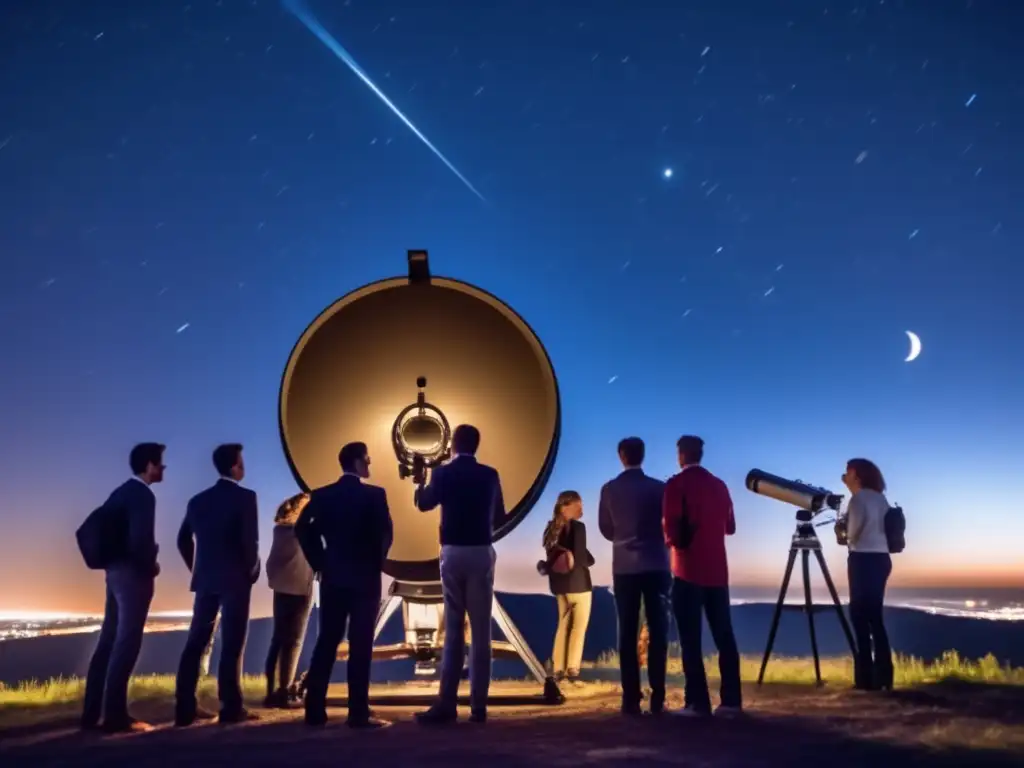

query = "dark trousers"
[[265, 591, 313, 695], [82, 568, 154, 727], [175, 589, 252, 716], [304, 583, 380, 721], [848, 552, 893, 689], [671, 577, 742, 713], [612, 570, 671, 709]]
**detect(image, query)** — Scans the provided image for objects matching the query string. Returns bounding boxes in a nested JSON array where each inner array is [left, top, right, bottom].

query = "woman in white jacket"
[[841, 458, 894, 691], [264, 492, 314, 707]]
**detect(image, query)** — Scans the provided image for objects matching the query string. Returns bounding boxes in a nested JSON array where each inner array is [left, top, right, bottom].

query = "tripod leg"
[[814, 548, 857, 656], [801, 550, 822, 686], [491, 595, 550, 687], [373, 594, 402, 644], [759, 547, 798, 685]]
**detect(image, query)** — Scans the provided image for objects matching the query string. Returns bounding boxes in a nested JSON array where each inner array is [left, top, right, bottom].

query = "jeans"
[[175, 589, 252, 717], [265, 591, 313, 695], [848, 552, 893, 689], [304, 583, 380, 721], [81, 567, 155, 727], [438, 545, 496, 713], [612, 570, 671, 710], [671, 578, 742, 713], [551, 591, 592, 676]]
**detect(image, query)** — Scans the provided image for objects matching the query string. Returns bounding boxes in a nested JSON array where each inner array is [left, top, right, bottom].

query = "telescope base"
[[334, 579, 564, 704], [757, 533, 857, 687]]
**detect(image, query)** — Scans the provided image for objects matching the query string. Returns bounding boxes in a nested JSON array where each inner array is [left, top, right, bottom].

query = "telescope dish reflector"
[[278, 261, 561, 584]]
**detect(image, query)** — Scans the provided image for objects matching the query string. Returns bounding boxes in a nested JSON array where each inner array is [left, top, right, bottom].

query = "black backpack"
[[76, 504, 127, 570], [884, 505, 906, 554]]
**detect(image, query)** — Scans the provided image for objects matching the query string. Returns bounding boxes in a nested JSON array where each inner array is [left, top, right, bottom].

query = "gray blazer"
[[177, 478, 260, 595], [266, 524, 314, 597], [598, 468, 669, 575]]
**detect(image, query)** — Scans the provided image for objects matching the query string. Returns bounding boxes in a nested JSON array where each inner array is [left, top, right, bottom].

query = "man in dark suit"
[[598, 437, 672, 716], [174, 443, 261, 726], [296, 441, 393, 729], [82, 443, 165, 734], [414, 424, 505, 725]]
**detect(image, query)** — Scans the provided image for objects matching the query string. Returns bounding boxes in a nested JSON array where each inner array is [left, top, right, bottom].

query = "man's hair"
[[339, 441, 368, 472], [129, 443, 165, 475], [213, 443, 243, 476], [676, 435, 705, 464], [452, 424, 480, 455], [617, 437, 645, 467]]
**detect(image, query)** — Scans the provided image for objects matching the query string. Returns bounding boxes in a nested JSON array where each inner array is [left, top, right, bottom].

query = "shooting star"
[[282, 0, 486, 202]]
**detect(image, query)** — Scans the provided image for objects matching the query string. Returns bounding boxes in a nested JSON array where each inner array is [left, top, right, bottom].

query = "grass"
[[590, 647, 1024, 687], [2, 650, 1020, 712]]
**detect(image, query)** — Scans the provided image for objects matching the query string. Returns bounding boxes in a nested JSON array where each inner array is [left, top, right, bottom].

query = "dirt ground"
[[2, 679, 1023, 767]]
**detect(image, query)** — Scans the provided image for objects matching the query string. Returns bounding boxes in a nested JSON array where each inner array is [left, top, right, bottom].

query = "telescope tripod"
[[758, 518, 857, 686]]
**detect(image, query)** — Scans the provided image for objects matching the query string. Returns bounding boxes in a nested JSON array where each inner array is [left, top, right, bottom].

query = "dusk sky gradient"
[[1, 0, 1022, 616]]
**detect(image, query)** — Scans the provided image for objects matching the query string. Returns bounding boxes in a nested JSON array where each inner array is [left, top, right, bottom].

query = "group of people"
[[80, 425, 896, 734], [538, 436, 896, 715], [538, 435, 744, 716]]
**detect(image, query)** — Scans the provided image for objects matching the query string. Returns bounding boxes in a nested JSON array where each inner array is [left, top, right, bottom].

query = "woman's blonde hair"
[[275, 492, 310, 525], [542, 490, 581, 551]]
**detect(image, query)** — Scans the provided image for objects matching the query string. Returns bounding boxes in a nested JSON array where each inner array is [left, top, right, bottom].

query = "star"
[[663, 168, 673, 179]]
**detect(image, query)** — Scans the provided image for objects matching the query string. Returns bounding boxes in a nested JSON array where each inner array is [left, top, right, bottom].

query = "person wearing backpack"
[[840, 458, 895, 691], [80, 442, 165, 734]]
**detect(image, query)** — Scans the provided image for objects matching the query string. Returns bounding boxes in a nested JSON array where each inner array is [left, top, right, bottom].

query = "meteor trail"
[[282, 0, 486, 202]]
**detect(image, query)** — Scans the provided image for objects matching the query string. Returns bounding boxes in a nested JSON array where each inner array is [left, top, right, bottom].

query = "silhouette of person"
[[415, 424, 506, 725], [663, 435, 742, 717], [174, 443, 261, 726], [296, 442, 393, 729], [264, 492, 314, 707], [81, 442, 165, 734], [540, 491, 595, 684], [598, 436, 672, 715], [841, 457, 895, 691]]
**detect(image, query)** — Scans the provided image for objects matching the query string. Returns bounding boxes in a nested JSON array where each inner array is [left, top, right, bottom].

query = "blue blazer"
[[415, 455, 505, 547], [295, 475, 393, 592], [178, 478, 260, 595]]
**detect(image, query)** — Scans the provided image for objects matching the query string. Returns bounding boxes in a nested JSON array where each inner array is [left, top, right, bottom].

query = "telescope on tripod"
[[745, 470, 857, 686]]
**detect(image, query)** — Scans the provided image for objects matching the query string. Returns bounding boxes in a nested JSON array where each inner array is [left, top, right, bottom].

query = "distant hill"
[[2, 587, 1022, 686]]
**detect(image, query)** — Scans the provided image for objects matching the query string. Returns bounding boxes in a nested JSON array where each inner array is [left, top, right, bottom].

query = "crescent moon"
[[905, 330, 922, 362]]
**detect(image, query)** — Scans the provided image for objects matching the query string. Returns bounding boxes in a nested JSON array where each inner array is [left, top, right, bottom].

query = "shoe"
[[469, 709, 486, 724], [102, 717, 154, 734], [415, 705, 457, 725], [649, 691, 666, 715], [80, 717, 102, 732], [347, 715, 390, 729], [218, 708, 260, 725], [714, 705, 743, 718], [263, 691, 284, 709], [621, 704, 646, 717], [670, 705, 711, 718], [305, 709, 328, 727]]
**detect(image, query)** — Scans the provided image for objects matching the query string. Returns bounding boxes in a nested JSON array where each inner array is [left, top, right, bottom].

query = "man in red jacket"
[[662, 435, 742, 717]]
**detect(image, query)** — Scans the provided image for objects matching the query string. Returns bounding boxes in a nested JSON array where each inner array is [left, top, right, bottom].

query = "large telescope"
[[745, 469, 843, 514]]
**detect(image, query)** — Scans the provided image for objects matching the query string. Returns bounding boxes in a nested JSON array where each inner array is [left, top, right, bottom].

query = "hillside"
[[2, 588, 1023, 685]]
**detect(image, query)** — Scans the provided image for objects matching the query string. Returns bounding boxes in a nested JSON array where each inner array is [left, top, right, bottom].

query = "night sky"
[[2, 0, 1022, 616]]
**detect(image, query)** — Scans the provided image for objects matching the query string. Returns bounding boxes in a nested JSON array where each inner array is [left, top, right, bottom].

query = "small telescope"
[[745, 469, 843, 514], [745, 468, 857, 687]]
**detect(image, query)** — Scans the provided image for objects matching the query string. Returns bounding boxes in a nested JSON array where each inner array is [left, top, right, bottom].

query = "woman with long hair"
[[538, 490, 595, 684], [264, 492, 315, 708], [840, 458, 894, 691]]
